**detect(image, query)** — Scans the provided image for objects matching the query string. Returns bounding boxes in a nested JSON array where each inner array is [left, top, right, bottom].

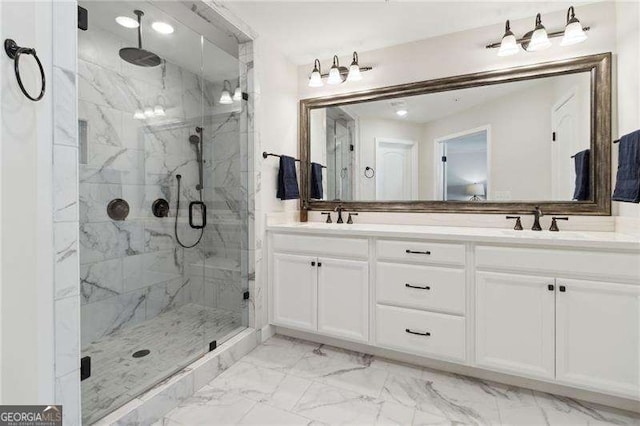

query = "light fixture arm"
[[222, 79, 232, 91], [535, 13, 543, 29], [486, 25, 590, 49], [351, 51, 359, 66], [504, 20, 512, 35], [313, 58, 321, 73], [566, 6, 575, 23]]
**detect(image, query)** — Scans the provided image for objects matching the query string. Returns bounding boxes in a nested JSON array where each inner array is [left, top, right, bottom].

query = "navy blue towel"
[[572, 149, 590, 201], [612, 130, 640, 203], [310, 162, 324, 200], [276, 155, 299, 200]]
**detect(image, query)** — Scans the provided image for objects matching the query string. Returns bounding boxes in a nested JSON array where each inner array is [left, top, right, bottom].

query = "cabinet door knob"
[[405, 328, 431, 337], [317, 262, 322, 267], [311, 261, 316, 266], [405, 283, 430, 290], [548, 284, 555, 291], [559, 285, 566, 292]]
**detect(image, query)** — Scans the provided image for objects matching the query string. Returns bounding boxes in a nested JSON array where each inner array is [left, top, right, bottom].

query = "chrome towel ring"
[[4, 39, 45, 102]]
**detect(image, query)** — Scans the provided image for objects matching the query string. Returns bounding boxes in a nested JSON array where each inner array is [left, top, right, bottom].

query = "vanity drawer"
[[377, 239, 465, 266], [272, 233, 368, 259], [376, 305, 465, 362], [376, 262, 465, 315], [476, 246, 640, 282]]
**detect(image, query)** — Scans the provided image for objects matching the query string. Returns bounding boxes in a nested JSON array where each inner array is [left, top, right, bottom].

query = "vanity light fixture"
[[347, 52, 362, 82], [561, 6, 588, 46], [219, 80, 233, 105], [486, 7, 590, 56], [133, 109, 145, 120], [233, 86, 242, 102], [153, 105, 165, 116], [152, 21, 174, 35], [327, 55, 344, 85], [309, 59, 323, 87], [498, 20, 519, 57], [308, 52, 372, 87], [116, 16, 140, 28], [525, 13, 551, 52]]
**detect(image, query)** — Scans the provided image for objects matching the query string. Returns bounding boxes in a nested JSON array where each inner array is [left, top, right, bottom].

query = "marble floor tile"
[[162, 335, 640, 426]]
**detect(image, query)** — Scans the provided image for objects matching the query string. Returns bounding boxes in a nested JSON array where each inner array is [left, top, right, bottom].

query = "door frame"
[[433, 125, 492, 201], [375, 137, 419, 200]]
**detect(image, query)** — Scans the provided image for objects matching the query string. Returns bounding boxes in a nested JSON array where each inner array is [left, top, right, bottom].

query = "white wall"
[[0, 0, 54, 403]]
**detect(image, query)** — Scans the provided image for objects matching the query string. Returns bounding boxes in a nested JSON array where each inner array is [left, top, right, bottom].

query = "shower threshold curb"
[[93, 328, 259, 426]]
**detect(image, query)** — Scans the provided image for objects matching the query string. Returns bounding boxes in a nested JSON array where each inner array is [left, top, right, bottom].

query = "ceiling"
[[341, 77, 547, 124], [222, 0, 600, 65], [81, 1, 240, 81]]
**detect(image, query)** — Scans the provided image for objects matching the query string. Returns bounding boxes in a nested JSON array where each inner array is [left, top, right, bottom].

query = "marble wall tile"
[[79, 220, 144, 264], [54, 67, 78, 147], [54, 145, 79, 222], [54, 222, 79, 300], [146, 276, 192, 318], [123, 249, 184, 292], [81, 288, 147, 348], [55, 368, 81, 426], [55, 296, 80, 377], [81, 145, 145, 185], [80, 258, 123, 304], [79, 100, 124, 148], [79, 183, 122, 223], [78, 26, 122, 73]]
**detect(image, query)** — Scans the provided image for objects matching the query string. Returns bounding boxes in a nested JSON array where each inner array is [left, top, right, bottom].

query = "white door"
[[376, 139, 418, 201], [476, 272, 555, 379], [551, 93, 579, 200], [556, 279, 640, 398], [317, 257, 369, 342], [272, 253, 318, 331]]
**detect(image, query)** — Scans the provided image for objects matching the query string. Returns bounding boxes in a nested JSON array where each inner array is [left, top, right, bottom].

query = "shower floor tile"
[[82, 303, 243, 425]]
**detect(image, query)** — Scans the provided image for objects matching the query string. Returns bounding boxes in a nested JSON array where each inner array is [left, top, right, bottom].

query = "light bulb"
[[233, 87, 242, 102], [153, 105, 165, 116], [116, 16, 139, 28], [219, 90, 233, 105], [396, 109, 408, 117], [144, 107, 154, 117], [133, 109, 145, 120], [561, 21, 587, 46]]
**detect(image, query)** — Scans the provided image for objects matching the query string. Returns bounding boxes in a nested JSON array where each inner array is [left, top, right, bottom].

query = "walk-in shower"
[[77, 1, 249, 422]]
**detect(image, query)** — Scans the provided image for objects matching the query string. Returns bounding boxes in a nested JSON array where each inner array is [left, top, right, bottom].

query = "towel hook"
[[4, 39, 46, 102]]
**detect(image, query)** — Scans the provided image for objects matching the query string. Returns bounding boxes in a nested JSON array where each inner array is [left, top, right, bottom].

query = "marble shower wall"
[[78, 23, 247, 348]]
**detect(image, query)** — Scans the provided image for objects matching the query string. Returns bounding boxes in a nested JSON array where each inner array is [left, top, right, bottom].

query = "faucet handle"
[[347, 212, 358, 224], [506, 216, 523, 231], [321, 212, 332, 223], [549, 217, 569, 232]]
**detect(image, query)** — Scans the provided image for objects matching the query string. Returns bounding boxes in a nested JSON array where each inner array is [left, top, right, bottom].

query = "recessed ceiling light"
[[396, 109, 408, 117], [116, 16, 140, 28], [152, 22, 174, 34]]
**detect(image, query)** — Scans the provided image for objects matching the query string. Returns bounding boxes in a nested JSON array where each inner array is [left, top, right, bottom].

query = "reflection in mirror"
[[310, 71, 592, 203]]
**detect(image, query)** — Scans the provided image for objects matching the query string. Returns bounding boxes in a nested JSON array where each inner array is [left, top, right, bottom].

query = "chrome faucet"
[[532, 206, 543, 231], [335, 204, 344, 224]]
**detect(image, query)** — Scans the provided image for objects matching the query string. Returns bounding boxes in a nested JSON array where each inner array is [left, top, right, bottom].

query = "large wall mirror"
[[299, 53, 611, 217]]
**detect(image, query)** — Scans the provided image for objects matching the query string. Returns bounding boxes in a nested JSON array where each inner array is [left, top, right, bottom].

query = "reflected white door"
[[552, 94, 579, 200], [375, 138, 418, 200]]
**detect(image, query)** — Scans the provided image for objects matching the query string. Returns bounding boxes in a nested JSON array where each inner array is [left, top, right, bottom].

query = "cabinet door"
[[556, 279, 640, 398], [272, 253, 317, 331], [317, 257, 369, 342], [476, 272, 555, 379]]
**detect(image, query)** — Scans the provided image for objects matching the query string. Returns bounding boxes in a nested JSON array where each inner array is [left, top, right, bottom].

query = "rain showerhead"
[[119, 10, 162, 67]]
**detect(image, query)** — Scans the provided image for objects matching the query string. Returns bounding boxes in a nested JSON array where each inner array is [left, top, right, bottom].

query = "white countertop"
[[267, 222, 640, 251]]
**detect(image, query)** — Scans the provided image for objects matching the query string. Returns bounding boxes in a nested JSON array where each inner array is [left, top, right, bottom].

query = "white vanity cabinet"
[[268, 225, 640, 404], [555, 279, 640, 398], [476, 271, 556, 379], [270, 234, 370, 342]]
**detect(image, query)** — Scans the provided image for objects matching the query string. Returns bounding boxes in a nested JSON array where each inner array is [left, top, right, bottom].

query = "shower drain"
[[132, 349, 150, 358]]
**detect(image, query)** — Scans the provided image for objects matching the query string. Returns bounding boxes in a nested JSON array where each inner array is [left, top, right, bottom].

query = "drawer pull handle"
[[405, 283, 430, 290], [406, 249, 431, 255], [405, 328, 430, 336]]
